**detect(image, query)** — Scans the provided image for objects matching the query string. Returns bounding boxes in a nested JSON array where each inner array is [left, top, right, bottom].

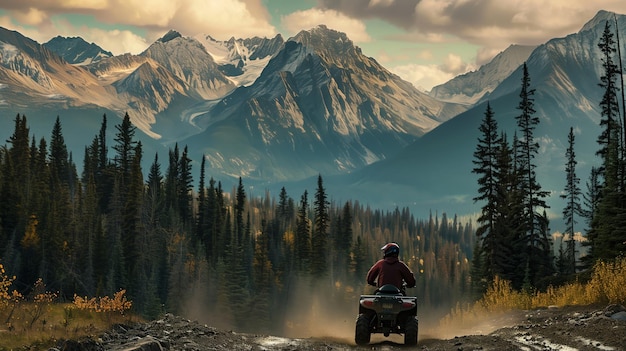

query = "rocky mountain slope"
[[197, 33, 285, 86], [0, 24, 467, 187], [337, 10, 622, 218], [428, 44, 536, 105], [43, 36, 113, 65], [181, 25, 467, 181]]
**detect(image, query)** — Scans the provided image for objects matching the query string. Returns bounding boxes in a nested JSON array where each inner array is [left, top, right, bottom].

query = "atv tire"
[[355, 313, 371, 345], [404, 316, 418, 345]]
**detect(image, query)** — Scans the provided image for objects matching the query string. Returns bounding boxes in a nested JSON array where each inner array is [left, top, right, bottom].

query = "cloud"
[[388, 63, 455, 92], [0, 0, 277, 53], [281, 8, 371, 42], [320, 0, 626, 61], [11, 7, 49, 25], [0, 14, 149, 55], [84, 28, 151, 55], [441, 53, 474, 75]]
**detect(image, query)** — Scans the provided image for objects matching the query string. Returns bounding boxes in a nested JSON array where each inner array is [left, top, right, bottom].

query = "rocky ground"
[[48, 304, 626, 351]]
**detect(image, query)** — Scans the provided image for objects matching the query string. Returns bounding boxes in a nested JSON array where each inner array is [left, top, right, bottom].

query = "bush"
[[440, 256, 626, 330]]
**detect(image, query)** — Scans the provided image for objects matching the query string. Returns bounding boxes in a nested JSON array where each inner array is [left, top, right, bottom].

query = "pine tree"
[[514, 63, 552, 287], [113, 112, 137, 188], [123, 142, 144, 287], [1, 115, 30, 255], [196, 155, 207, 251], [311, 175, 329, 278], [560, 127, 582, 274], [178, 146, 193, 231], [164, 144, 180, 224], [581, 167, 601, 269], [471, 102, 502, 285], [235, 177, 246, 245], [49, 117, 71, 188], [295, 190, 310, 272], [96, 115, 113, 212], [589, 20, 626, 262], [493, 133, 524, 288]]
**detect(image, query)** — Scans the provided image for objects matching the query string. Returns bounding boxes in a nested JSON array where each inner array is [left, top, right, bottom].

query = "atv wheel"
[[404, 316, 418, 345], [355, 313, 371, 345]]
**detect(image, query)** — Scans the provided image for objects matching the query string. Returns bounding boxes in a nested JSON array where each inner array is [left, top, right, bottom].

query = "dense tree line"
[[472, 64, 553, 292], [0, 112, 474, 333], [472, 20, 626, 294]]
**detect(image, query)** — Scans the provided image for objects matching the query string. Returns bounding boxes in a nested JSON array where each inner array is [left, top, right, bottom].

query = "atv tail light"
[[402, 302, 415, 308], [360, 299, 374, 307]]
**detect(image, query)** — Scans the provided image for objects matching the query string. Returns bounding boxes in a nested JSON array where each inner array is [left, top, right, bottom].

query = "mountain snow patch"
[[0, 41, 19, 63]]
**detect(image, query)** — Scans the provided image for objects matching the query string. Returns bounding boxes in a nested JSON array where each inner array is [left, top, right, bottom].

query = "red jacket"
[[366, 256, 416, 289]]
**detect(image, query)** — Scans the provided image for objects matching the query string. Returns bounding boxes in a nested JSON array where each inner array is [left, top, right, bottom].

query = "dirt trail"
[[49, 305, 625, 351]]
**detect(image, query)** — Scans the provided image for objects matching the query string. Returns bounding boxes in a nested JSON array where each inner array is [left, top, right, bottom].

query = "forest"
[[0, 111, 474, 334], [2, 19, 626, 338], [470, 20, 626, 295]]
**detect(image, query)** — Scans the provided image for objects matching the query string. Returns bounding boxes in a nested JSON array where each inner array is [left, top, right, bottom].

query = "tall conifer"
[[560, 127, 582, 274], [514, 63, 552, 288]]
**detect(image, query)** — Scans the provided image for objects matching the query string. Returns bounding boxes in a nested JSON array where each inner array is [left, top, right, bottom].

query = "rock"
[[603, 304, 626, 317], [610, 311, 626, 321], [111, 336, 164, 351]]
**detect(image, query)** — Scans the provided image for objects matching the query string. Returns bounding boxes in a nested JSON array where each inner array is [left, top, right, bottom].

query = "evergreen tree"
[[113, 112, 137, 188], [276, 187, 293, 235], [178, 146, 194, 231], [96, 115, 113, 212], [235, 177, 246, 244], [514, 63, 552, 288], [1, 114, 30, 256], [146, 153, 164, 226], [560, 127, 583, 274], [589, 20, 626, 262], [49, 117, 71, 188], [295, 190, 310, 272], [196, 155, 207, 250], [581, 167, 601, 269], [493, 133, 524, 288], [311, 175, 329, 277], [78, 172, 98, 296], [164, 144, 180, 224], [123, 142, 144, 288], [471, 102, 502, 285]]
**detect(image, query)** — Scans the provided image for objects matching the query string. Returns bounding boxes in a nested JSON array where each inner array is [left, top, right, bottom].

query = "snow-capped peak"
[[196, 33, 284, 87]]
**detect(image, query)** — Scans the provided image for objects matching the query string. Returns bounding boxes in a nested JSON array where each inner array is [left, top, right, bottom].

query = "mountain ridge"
[[0, 11, 621, 221]]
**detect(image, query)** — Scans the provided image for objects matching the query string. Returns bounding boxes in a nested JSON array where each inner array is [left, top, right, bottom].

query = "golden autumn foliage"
[[0, 265, 136, 349], [73, 290, 132, 314], [440, 256, 626, 329]]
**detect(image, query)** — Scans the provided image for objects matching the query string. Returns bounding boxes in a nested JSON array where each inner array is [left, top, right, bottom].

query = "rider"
[[366, 242, 416, 293]]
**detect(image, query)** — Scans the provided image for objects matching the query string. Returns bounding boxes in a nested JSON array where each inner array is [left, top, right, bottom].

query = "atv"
[[354, 284, 418, 346]]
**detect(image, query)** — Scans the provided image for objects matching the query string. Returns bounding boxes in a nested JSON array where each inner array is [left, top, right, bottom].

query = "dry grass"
[[0, 303, 136, 350], [0, 264, 136, 350], [440, 257, 626, 330]]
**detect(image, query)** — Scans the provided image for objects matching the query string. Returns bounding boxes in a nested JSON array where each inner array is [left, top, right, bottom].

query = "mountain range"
[[0, 10, 620, 226]]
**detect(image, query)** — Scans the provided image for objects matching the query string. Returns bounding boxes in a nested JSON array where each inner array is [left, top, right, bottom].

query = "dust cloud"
[[421, 309, 523, 340], [280, 278, 357, 344], [177, 271, 518, 345]]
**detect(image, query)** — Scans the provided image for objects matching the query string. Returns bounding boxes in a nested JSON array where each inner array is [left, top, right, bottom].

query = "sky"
[[2, 0, 626, 91]]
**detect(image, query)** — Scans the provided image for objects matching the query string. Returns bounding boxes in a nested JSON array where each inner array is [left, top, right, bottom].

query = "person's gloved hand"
[[368, 281, 376, 286]]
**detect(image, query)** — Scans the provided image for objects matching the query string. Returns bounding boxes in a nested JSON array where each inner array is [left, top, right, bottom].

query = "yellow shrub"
[[586, 258, 626, 304], [440, 257, 626, 330], [73, 290, 132, 314]]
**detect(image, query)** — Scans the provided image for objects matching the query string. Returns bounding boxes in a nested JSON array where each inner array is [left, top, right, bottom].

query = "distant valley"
[[0, 10, 621, 226]]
